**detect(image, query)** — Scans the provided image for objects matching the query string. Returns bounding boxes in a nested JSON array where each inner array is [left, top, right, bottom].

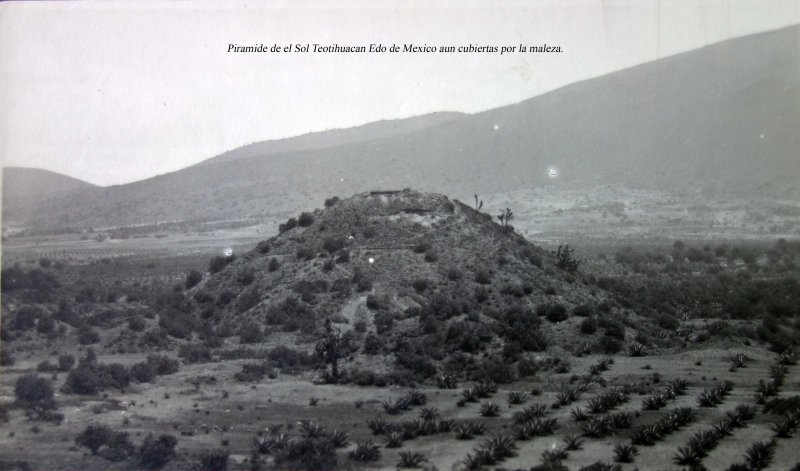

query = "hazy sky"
[[1, 0, 798, 186]]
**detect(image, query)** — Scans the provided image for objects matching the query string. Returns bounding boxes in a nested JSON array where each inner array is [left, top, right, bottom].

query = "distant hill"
[[194, 111, 467, 167], [3, 167, 96, 198], [3, 26, 799, 232]]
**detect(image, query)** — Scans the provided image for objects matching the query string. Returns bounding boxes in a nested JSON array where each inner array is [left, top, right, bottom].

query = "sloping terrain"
[[4, 26, 799, 232], [2, 167, 97, 202]]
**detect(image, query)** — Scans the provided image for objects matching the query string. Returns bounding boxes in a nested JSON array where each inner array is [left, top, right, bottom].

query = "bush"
[[147, 355, 179, 375], [538, 303, 568, 323], [268, 257, 281, 272], [573, 304, 594, 317], [131, 362, 157, 383], [76, 424, 114, 455], [36, 315, 55, 335], [185, 270, 203, 289], [178, 343, 212, 363], [199, 450, 229, 471], [324, 196, 340, 207], [363, 334, 381, 355], [138, 434, 177, 469], [474, 269, 492, 284], [239, 322, 265, 344], [580, 317, 598, 334], [595, 336, 622, 354], [602, 320, 626, 340], [656, 313, 680, 331], [208, 255, 235, 274], [323, 238, 346, 254], [412, 279, 430, 293], [236, 287, 260, 313], [275, 437, 337, 471], [58, 354, 76, 371], [298, 212, 315, 227], [279, 217, 298, 233], [128, 315, 147, 332], [15, 374, 55, 410], [217, 290, 236, 306]]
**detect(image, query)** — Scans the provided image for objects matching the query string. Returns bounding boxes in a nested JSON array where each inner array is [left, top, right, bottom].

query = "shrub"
[[412, 279, 430, 293], [178, 343, 212, 363], [538, 303, 568, 323], [298, 212, 315, 227], [474, 269, 492, 284], [324, 196, 339, 207], [15, 374, 55, 410], [268, 257, 281, 272], [147, 354, 179, 375], [363, 334, 381, 355], [236, 287, 260, 313], [279, 217, 297, 233], [275, 437, 337, 471], [595, 336, 622, 354], [580, 317, 598, 334], [208, 255, 235, 274], [77, 326, 100, 345], [76, 424, 114, 455], [656, 313, 680, 331], [199, 450, 229, 471], [131, 362, 157, 383], [138, 434, 178, 469], [323, 238, 346, 254], [36, 315, 55, 335], [128, 315, 147, 332], [573, 304, 594, 317], [58, 354, 76, 371], [239, 322, 265, 344], [185, 270, 203, 289]]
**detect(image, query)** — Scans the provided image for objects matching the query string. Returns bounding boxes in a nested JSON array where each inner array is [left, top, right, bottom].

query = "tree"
[[185, 270, 203, 289], [317, 318, 343, 382], [497, 208, 514, 233], [556, 244, 580, 272]]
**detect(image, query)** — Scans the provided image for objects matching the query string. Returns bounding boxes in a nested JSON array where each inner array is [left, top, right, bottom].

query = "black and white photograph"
[[1, 1, 799, 469]]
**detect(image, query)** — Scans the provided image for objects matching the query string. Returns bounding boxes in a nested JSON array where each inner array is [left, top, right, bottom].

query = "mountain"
[[185, 190, 613, 378], [194, 111, 467, 167], [3, 26, 799, 232], [2, 168, 98, 225]]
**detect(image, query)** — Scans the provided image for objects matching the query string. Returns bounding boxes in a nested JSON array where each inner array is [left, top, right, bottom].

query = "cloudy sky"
[[1, 0, 798, 186]]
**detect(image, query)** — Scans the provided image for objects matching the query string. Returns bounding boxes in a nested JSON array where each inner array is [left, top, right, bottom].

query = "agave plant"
[[349, 440, 381, 461], [744, 440, 776, 470], [404, 390, 427, 406], [563, 434, 584, 451], [383, 399, 401, 415], [629, 343, 646, 357], [482, 435, 517, 461], [435, 418, 454, 433], [326, 429, 349, 448], [367, 417, 392, 435], [479, 402, 500, 417], [299, 420, 325, 439], [513, 403, 547, 424], [456, 423, 475, 440], [613, 444, 638, 463], [462, 450, 493, 470], [475, 381, 498, 398], [674, 445, 703, 467], [771, 418, 796, 438], [508, 391, 527, 405], [266, 423, 284, 435], [461, 387, 479, 403], [642, 393, 668, 410], [541, 447, 568, 464], [385, 431, 404, 448], [419, 407, 440, 421], [252, 434, 274, 454], [397, 451, 427, 468], [570, 407, 589, 422], [731, 353, 750, 369], [631, 425, 660, 446]]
